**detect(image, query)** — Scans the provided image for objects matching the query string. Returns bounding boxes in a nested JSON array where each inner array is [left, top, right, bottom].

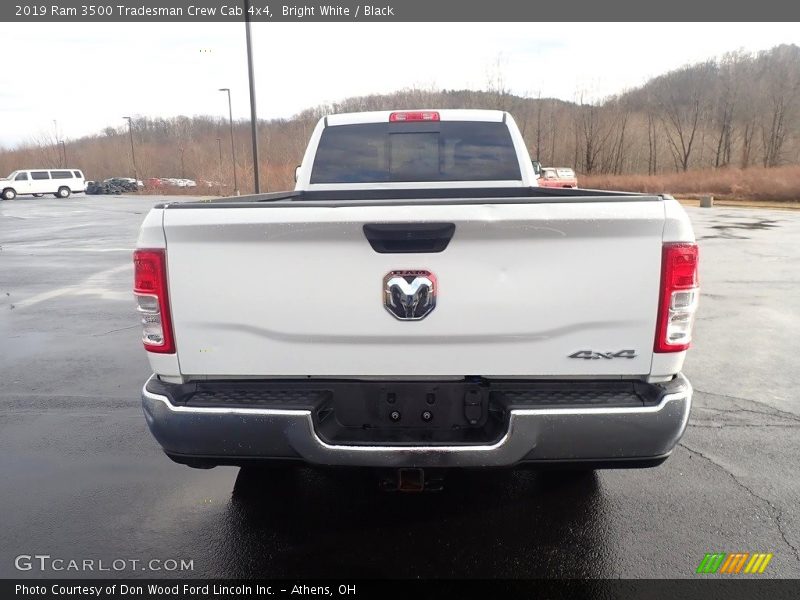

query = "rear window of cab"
[[311, 121, 521, 184]]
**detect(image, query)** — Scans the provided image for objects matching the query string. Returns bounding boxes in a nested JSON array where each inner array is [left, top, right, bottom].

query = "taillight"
[[654, 243, 699, 353], [389, 111, 440, 122], [133, 249, 175, 354]]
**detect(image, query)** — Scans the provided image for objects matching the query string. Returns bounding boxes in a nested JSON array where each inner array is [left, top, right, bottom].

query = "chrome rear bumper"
[[142, 374, 691, 468]]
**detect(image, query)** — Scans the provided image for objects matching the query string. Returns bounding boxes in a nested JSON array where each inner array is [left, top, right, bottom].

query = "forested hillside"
[[2, 44, 799, 196]]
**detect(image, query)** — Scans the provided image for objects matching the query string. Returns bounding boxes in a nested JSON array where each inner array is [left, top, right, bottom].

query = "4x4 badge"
[[568, 349, 637, 360]]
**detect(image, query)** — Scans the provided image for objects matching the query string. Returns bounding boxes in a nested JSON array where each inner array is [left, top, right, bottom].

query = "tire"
[[2, 188, 16, 200], [56, 186, 71, 199]]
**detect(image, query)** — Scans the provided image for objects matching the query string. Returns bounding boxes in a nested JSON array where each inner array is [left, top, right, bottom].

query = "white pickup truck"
[[136, 109, 698, 486]]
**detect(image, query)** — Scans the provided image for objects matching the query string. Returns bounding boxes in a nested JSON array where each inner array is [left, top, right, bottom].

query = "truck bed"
[[155, 186, 650, 209]]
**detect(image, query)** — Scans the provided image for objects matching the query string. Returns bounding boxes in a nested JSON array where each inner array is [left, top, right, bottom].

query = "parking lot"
[[0, 194, 798, 579]]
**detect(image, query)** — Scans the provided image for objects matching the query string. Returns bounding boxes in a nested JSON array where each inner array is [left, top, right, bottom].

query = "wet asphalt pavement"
[[0, 194, 798, 579]]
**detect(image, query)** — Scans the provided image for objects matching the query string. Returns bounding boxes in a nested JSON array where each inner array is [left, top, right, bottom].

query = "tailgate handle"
[[363, 223, 455, 254]]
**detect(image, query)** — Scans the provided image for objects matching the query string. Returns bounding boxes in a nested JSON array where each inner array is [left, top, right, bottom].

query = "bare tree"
[[711, 52, 746, 168], [658, 64, 713, 172], [756, 45, 800, 167], [646, 111, 659, 175], [533, 92, 543, 161], [759, 95, 790, 167], [610, 108, 629, 175], [31, 132, 62, 168], [575, 93, 618, 174], [485, 55, 514, 111], [549, 106, 558, 166]]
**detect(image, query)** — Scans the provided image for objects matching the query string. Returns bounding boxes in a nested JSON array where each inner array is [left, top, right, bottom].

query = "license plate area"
[[313, 381, 506, 446], [336, 383, 487, 429]]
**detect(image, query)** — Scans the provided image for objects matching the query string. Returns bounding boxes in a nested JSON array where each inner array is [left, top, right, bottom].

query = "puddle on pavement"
[[701, 219, 780, 240]]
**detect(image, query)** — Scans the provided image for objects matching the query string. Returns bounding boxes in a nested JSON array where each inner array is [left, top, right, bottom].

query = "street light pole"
[[179, 147, 185, 179], [53, 119, 62, 167], [244, 0, 261, 194], [60, 140, 67, 166], [122, 117, 138, 190], [218, 88, 239, 195], [216, 137, 223, 196]]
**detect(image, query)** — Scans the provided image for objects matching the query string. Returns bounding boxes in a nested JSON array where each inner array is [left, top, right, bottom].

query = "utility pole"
[[218, 88, 239, 195], [61, 140, 67, 166], [122, 116, 138, 190], [179, 147, 185, 179], [216, 137, 223, 196], [244, 0, 261, 194]]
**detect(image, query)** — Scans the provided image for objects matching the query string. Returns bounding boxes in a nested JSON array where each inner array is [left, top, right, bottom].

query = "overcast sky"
[[1, 22, 799, 148]]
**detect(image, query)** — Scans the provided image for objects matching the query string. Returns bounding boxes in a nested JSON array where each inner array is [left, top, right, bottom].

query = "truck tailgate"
[[162, 200, 665, 377]]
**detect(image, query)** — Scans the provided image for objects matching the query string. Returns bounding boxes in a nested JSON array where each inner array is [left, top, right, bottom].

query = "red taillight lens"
[[655, 243, 699, 353], [133, 249, 175, 354], [389, 111, 440, 122]]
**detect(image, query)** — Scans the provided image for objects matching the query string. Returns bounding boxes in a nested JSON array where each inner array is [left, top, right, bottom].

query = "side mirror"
[[531, 160, 542, 178], [294, 165, 301, 182]]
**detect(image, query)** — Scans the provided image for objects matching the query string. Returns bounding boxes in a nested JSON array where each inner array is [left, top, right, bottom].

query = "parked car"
[[120, 177, 145, 189], [538, 167, 578, 188], [86, 180, 124, 195], [136, 109, 697, 489], [161, 178, 196, 188], [1, 168, 85, 200], [103, 178, 139, 193]]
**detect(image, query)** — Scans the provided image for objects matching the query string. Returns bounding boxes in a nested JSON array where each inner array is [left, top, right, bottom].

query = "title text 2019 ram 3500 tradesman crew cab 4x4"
[[136, 110, 697, 484]]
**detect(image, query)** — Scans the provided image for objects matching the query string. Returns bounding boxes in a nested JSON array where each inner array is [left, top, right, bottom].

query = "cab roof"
[[325, 109, 507, 126]]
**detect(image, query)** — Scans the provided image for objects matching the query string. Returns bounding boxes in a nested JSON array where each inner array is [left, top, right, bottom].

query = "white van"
[[1, 169, 86, 200]]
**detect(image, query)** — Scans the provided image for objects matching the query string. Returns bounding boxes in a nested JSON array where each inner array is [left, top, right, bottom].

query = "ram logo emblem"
[[383, 270, 437, 320]]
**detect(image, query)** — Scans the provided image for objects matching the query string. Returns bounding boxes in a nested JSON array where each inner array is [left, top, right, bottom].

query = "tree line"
[[1, 44, 798, 194]]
